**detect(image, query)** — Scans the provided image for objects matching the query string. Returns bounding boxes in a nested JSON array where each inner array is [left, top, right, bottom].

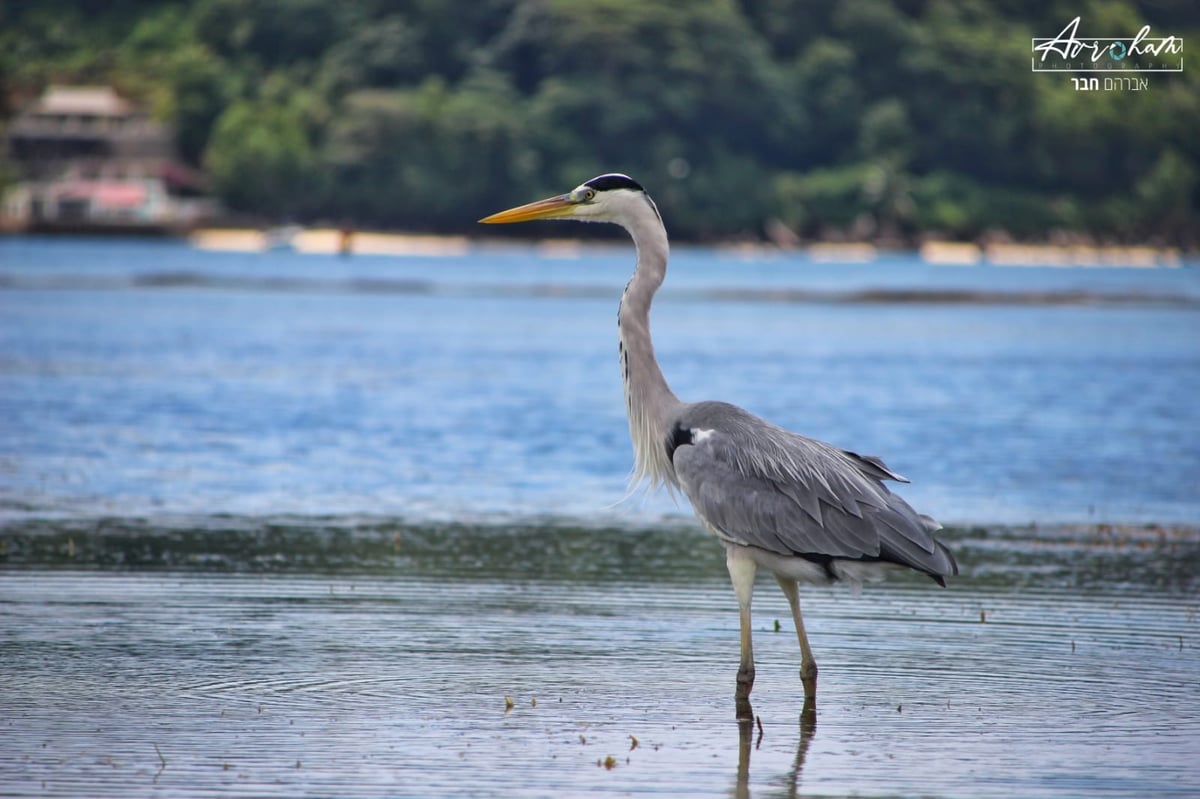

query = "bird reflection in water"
[[734, 698, 817, 799]]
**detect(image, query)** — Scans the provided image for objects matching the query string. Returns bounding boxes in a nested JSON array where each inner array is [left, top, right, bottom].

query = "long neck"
[[617, 210, 680, 490]]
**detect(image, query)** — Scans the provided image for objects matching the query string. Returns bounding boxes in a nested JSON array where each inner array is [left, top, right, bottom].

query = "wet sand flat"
[[2, 523, 1197, 798]]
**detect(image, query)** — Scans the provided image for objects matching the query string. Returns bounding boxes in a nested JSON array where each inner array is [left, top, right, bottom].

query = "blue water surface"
[[1, 236, 1198, 525]]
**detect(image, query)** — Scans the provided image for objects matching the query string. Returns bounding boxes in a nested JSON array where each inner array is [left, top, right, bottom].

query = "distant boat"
[[263, 224, 304, 251]]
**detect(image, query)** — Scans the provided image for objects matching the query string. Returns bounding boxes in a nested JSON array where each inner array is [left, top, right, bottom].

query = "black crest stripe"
[[584, 173, 644, 193]]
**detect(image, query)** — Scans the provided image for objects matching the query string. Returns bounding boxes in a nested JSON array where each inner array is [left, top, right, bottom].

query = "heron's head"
[[479, 173, 658, 228]]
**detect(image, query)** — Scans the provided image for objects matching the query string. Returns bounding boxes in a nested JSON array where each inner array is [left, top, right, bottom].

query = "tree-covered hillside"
[[3, 0, 1198, 244]]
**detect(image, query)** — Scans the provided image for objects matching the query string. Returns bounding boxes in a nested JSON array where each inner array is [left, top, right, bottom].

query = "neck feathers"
[[617, 210, 679, 492]]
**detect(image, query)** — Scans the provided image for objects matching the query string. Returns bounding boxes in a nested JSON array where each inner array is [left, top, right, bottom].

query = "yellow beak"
[[478, 194, 576, 224]]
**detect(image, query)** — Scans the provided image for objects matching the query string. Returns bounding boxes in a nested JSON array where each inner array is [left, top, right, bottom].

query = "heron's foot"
[[735, 665, 756, 699], [799, 661, 818, 700], [735, 694, 754, 722], [800, 695, 817, 732]]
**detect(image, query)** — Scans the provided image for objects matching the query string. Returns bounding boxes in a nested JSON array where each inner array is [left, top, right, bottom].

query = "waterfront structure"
[[2, 86, 217, 233]]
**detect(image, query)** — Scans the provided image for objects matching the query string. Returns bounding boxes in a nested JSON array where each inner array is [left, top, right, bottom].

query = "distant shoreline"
[[3, 226, 1195, 267], [186, 227, 1192, 268]]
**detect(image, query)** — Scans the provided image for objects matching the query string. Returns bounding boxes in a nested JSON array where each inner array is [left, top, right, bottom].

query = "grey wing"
[[670, 401, 957, 583]]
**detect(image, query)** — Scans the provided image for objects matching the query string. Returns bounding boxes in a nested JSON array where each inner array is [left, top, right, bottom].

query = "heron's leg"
[[775, 575, 818, 700], [726, 548, 758, 700]]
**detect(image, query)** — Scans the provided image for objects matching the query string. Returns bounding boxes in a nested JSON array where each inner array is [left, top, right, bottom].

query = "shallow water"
[[2, 239, 1199, 797], [2, 519, 1199, 798]]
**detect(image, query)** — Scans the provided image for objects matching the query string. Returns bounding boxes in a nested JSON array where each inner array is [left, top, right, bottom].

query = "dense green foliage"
[[3, 0, 1198, 243]]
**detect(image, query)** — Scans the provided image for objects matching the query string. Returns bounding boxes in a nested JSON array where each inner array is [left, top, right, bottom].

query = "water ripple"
[[1, 520, 1198, 797]]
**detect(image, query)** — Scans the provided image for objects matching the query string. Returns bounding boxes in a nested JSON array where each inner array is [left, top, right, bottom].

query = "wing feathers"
[[844, 451, 910, 483], [671, 401, 957, 581]]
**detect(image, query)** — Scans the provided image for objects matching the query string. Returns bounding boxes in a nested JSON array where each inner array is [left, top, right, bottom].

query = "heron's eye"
[[572, 187, 597, 203]]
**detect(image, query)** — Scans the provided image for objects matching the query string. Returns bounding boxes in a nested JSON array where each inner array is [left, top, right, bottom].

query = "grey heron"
[[480, 174, 957, 704]]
